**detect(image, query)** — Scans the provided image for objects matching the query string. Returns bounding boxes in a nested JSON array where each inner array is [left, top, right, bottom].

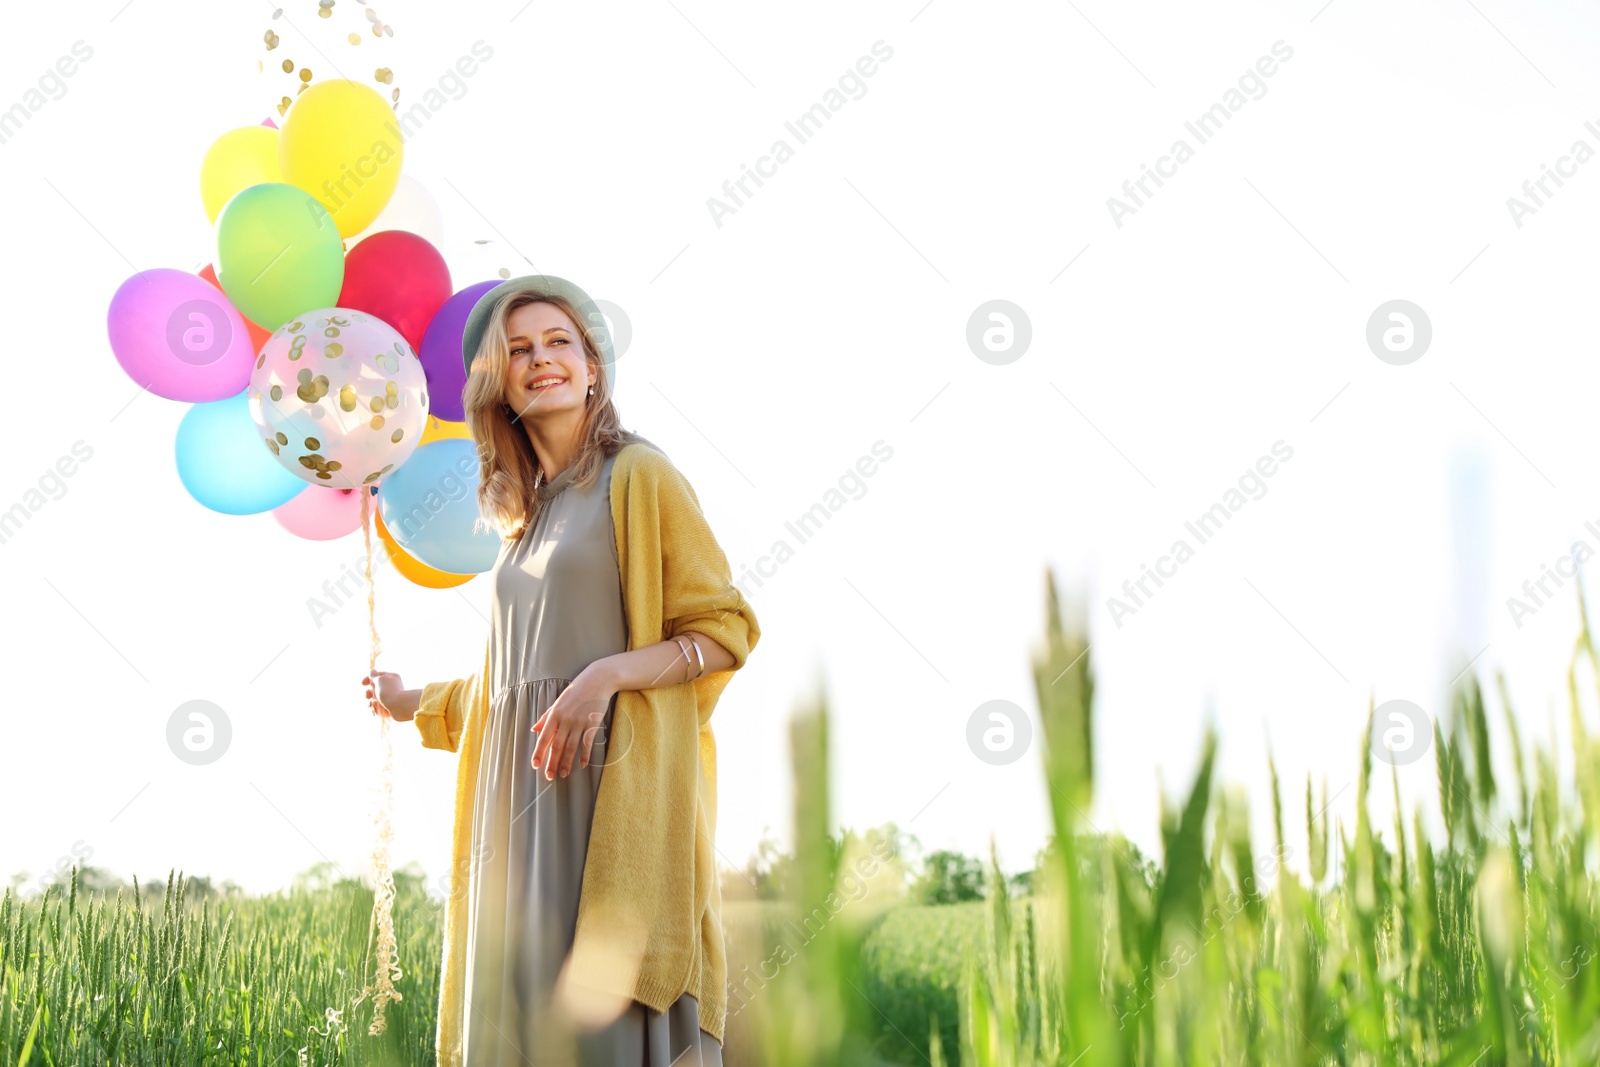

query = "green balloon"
[[215, 183, 345, 333]]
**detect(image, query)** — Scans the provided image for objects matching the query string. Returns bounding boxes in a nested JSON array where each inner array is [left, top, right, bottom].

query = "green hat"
[[460, 274, 616, 390]]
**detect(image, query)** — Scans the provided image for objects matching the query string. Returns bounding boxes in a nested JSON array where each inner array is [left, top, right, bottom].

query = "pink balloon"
[[273, 485, 366, 540], [261, 116, 278, 128], [107, 268, 257, 401]]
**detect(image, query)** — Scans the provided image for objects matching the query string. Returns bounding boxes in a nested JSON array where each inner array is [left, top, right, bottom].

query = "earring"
[[588, 385, 594, 397]]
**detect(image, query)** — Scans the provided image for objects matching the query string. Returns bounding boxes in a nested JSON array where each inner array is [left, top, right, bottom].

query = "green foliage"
[[0, 867, 442, 1066], [911, 850, 988, 906]]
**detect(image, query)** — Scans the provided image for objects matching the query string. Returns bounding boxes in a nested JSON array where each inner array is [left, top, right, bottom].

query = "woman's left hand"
[[530, 664, 617, 780]]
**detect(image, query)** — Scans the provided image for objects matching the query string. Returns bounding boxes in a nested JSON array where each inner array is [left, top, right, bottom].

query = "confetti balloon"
[[279, 79, 403, 238], [199, 125, 283, 223], [247, 308, 429, 490], [215, 183, 345, 332]]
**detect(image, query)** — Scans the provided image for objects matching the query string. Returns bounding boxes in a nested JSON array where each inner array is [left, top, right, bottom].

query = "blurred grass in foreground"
[[941, 568, 1600, 1067]]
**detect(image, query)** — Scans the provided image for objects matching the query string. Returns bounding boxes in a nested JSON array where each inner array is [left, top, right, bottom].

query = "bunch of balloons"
[[105, 78, 504, 583]]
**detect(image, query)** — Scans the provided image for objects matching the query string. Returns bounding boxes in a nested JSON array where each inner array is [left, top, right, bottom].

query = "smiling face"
[[501, 300, 595, 422]]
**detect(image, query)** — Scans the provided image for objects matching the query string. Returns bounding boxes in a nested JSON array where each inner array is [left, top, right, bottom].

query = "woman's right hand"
[[363, 671, 414, 722]]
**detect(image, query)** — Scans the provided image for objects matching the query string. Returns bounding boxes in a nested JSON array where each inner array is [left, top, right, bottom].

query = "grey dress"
[[462, 447, 724, 1066]]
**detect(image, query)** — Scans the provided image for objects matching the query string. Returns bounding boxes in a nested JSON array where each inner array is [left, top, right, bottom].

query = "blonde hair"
[[463, 288, 647, 540]]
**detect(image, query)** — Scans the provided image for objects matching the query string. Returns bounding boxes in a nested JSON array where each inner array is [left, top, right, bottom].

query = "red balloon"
[[338, 230, 452, 353], [198, 263, 272, 355]]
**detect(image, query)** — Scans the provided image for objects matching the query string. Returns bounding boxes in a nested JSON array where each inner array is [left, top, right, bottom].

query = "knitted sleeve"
[[414, 636, 490, 753], [653, 456, 760, 676]]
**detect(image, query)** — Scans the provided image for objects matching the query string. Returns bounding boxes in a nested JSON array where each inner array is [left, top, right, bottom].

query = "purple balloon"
[[107, 268, 256, 402], [419, 280, 499, 423]]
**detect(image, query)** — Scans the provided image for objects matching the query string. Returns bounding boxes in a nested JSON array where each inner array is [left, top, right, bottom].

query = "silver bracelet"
[[687, 635, 705, 680], [673, 636, 695, 684]]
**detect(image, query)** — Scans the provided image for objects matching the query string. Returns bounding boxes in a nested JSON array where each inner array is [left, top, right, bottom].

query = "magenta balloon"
[[418, 280, 499, 423], [272, 484, 366, 540], [107, 268, 256, 401]]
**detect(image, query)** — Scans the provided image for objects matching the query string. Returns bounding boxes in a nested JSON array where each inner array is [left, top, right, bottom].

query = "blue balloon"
[[376, 437, 502, 574], [175, 391, 306, 515]]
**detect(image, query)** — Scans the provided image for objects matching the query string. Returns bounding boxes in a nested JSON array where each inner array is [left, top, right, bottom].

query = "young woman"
[[361, 277, 759, 1067]]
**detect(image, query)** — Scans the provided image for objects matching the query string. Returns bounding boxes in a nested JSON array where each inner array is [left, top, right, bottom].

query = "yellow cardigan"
[[410, 441, 760, 1064]]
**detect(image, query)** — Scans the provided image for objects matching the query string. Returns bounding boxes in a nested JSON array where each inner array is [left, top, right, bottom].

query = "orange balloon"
[[197, 263, 272, 356], [420, 415, 471, 445], [374, 506, 474, 589]]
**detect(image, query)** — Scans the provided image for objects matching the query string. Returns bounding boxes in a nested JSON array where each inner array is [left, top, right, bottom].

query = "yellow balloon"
[[200, 126, 283, 223], [279, 79, 404, 238], [420, 415, 471, 445]]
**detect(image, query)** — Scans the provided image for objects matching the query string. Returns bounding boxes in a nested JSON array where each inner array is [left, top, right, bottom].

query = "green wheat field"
[[6, 567, 1600, 1066]]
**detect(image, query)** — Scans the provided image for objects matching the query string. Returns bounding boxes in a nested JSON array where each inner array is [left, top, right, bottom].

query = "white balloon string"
[[353, 487, 404, 1035]]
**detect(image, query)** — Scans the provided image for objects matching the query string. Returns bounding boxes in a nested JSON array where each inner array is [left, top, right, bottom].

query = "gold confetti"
[[348, 33, 361, 45], [391, 87, 400, 102], [340, 385, 358, 411], [370, 414, 385, 430], [366, 6, 378, 21], [275, 431, 289, 446], [498, 267, 511, 279], [375, 67, 392, 84], [318, 7, 333, 18], [256, 59, 262, 73], [264, 30, 280, 49], [300, 67, 313, 83], [384, 25, 393, 36], [390, 429, 404, 443], [305, 436, 322, 450], [270, 384, 283, 401], [282, 59, 293, 73], [272, 7, 283, 18], [265, 437, 280, 456], [296, 375, 330, 403]]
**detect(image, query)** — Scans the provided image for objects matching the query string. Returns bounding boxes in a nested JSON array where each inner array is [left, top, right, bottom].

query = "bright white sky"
[[6, 0, 1600, 898]]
